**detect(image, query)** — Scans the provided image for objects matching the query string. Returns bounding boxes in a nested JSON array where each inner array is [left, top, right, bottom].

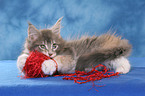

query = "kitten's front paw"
[[17, 54, 29, 71], [41, 60, 56, 75]]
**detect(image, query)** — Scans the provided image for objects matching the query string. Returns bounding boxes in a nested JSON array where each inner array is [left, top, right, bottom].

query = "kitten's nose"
[[49, 53, 53, 56]]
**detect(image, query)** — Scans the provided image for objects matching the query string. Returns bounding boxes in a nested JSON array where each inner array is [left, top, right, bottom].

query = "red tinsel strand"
[[20, 50, 120, 91], [55, 64, 119, 84], [22, 50, 58, 78], [22, 50, 119, 85]]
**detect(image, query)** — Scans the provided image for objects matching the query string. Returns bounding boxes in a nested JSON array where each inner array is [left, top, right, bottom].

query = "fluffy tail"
[[75, 43, 132, 71], [90, 45, 131, 63]]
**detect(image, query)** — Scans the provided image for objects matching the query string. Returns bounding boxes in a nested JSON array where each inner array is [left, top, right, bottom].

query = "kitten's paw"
[[17, 54, 29, 71], [115, 57, 131, 74], [41, 60, 56, 75], [105, 57, 131, 74], [115, 62, 131, 74]]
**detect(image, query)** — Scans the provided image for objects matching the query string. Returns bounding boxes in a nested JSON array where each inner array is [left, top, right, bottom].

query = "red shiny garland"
[[22, 50, 119, 85], [55, 64, 119, 84], [22, 50, 57, 78]]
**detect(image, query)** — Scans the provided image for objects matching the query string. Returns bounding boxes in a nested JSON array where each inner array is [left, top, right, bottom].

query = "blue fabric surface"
[[0, 0, 145, 60], [0, 58, 145, 96]]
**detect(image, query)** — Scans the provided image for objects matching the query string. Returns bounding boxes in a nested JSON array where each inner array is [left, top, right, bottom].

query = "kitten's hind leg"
[[104, 56, 131, 74]]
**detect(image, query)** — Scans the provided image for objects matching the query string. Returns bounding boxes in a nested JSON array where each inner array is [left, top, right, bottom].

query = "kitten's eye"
[[39, 45, 46, 49], [52, 43, 58, 49]]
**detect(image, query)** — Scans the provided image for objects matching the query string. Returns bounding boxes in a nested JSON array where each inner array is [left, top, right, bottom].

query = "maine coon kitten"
[[17, 17, 132, 75]]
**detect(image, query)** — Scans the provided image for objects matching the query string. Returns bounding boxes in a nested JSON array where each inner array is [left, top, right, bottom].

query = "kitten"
[[17, 17, 132, 75]]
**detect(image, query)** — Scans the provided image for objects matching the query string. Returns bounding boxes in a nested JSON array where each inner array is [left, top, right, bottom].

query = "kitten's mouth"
[[42, 52, 56, 58], [48, 53, 56, 58]]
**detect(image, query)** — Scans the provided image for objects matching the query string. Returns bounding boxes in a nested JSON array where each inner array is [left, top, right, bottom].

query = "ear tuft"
[[28, 21, 33, 26], [51, 17, 63, 36], [28, 22, 39, 41]]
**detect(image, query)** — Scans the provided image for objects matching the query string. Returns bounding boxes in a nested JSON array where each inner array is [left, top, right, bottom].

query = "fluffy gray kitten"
[[17, 17, 132, 75]]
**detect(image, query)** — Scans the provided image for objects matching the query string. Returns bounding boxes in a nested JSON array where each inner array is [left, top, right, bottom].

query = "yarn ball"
[[22, 50, 51, 78]]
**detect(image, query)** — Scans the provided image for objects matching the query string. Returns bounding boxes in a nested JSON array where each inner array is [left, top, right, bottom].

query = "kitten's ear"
[[28, 22, 39, 41], [51, 17, 63, 36]]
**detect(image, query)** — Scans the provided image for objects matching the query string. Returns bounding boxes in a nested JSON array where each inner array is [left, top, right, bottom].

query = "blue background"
[[0, 0, 145, 60]]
